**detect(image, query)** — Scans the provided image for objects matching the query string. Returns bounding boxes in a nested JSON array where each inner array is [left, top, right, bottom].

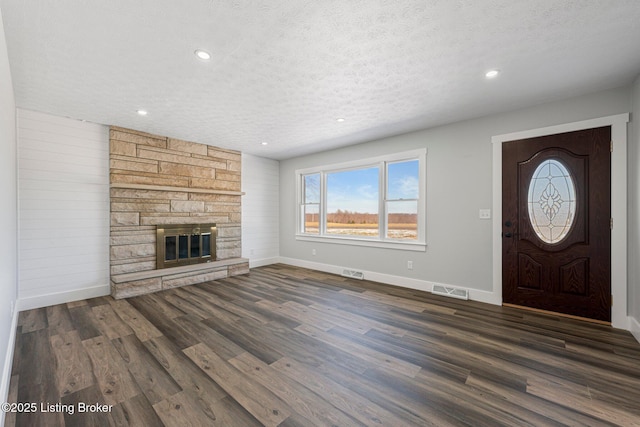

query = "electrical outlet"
[[479, 209, 491, 219], [407, 261, 413, 270], [312, 249, 317, 256]]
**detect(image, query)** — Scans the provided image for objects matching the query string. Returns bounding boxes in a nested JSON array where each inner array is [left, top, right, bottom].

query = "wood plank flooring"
[[6, 264, 640, 426]]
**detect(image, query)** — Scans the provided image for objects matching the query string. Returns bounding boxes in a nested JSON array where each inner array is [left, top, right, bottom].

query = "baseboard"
[[17, 284, 111, 312], [249, 256, 280, 269], [1, 306, 19, 427], [631, 316, 640, 345], [278, 257, 500, 306]]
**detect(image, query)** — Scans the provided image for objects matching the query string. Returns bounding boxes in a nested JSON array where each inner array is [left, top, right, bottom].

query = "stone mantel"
[[111, 182, 245, 196]]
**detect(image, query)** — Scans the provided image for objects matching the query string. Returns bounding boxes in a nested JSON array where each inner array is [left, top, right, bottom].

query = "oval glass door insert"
[[527, 159, 576, 244]]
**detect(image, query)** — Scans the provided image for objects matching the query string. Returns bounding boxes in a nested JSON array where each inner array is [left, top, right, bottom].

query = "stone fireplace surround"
[[109, 126, 249, 298]]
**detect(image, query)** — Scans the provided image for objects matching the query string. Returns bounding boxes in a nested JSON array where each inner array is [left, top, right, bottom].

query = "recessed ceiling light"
[[336, 118, 345, 122], [261, 142, 268, 146], [485, 69, 500, 79], [194, 49, 211, 61], [137, 110, 148, 116]]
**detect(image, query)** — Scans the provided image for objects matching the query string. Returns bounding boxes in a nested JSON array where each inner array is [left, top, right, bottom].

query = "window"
[[327, 167, 379, 238], [386, 159, 419, 240], [301, 173, 320, 234], [527, 158, 576, 244], [297, 149, 426, 250]]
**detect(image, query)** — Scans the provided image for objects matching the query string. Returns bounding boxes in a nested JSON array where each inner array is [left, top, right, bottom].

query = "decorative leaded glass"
[[527, 159, 576, 244]]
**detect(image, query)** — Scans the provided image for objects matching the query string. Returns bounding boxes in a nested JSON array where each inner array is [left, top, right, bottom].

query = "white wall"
[[630, 75, 640, 342], [242, 153, 280, 266], [17, 109, 110, 310], [0, 6, 18, 422], [279, 86, 631, 303]]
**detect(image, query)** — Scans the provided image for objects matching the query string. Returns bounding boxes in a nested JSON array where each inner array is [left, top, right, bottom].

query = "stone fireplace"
[[109, 127, 249, 298]]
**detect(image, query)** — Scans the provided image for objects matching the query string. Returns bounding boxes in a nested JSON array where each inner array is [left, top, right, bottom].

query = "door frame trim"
[[492, 114, 629, 329]]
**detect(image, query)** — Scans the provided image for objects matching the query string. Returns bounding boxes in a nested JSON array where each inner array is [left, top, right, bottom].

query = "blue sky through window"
[[388, 160, 419, 201], [327, 167, 379, 214], [325, 160, 419, 214]]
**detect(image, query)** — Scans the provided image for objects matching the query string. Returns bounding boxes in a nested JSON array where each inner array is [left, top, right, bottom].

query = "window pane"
[[303, 205, 320, 234], [387, 200, 418, 240], [327, 167, 379, 237], [527, 159, 576, 244], [304, 174, 320, 203], [387, 160, 419, 200]]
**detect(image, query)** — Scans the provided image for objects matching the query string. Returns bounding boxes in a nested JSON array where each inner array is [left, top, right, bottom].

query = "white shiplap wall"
[[241, 153, 279, 266], [1, 9, 18, 414], [17, 109, 110, 309]]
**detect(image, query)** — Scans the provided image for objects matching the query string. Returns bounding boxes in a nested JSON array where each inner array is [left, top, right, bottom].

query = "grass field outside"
[[304, 222, 417, 239]]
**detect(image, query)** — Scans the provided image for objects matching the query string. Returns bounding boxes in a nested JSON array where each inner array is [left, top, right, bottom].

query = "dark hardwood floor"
[[6, 264, 640, 426]]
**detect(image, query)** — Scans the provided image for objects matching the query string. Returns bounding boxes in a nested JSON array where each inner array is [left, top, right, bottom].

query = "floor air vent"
[[432, 285, 469, 300], [341, 269, 364, 280]]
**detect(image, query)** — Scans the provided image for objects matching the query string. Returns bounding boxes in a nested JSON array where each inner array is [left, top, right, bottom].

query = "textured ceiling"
[[2, 1, 640, 160]]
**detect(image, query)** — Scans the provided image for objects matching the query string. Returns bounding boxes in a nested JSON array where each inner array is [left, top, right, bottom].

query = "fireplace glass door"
[[156, 224, 216, 268]]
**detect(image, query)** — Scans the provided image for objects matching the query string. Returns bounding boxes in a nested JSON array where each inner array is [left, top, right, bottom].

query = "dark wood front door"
[[502, 126, 611, 322]]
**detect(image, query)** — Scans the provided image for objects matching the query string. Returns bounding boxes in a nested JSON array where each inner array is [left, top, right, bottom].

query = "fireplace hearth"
[[156, 223, 217, 269]]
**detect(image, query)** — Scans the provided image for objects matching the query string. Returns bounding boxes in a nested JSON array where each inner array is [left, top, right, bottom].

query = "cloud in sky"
[[389, 175, 418, 200]]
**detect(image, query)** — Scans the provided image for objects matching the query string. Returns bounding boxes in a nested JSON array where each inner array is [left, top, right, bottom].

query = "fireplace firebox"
[[156, 223, 217, 269]]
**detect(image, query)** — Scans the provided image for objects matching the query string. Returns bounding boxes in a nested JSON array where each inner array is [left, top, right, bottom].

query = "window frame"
[[295, 149, 427, 251], [300, 173, 321, 235]]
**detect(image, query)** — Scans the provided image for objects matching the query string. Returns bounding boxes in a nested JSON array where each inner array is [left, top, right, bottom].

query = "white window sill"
[[295, 234, 427, 252]]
